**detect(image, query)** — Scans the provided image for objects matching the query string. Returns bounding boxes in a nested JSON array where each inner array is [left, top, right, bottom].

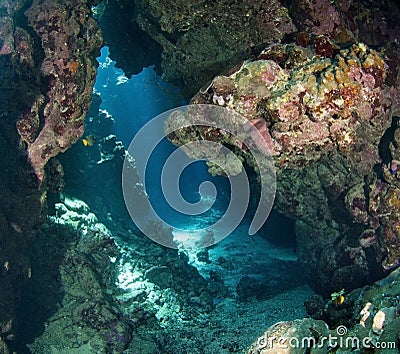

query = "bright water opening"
[[94, 47, 232, 236]]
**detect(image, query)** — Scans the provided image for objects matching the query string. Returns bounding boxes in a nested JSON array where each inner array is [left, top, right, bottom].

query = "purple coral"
[[292, 0, 342, 36], [19, 0, 102, 183], [169, 40, 400, 294]]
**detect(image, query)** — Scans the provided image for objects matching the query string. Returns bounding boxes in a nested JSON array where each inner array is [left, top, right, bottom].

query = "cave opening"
[[90, 42, 300, 251], [2, 0, 400, 352], [13, 3, 307, 353], [50, 37, 308, 351]]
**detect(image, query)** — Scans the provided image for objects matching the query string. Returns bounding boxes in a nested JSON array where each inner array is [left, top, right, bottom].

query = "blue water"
[[94, 47, 184, 145], [94, 47, 231, 230]]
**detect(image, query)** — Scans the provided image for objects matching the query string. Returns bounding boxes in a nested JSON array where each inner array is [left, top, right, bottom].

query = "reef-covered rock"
[[21, 196, 131, 354], [0, 1, 102, 352], [1, 0, 103, 184], [22, 0, 102, 184], [103, 0, 295, 94], [290, 0, 400, 48], [20, 192, 231, 353], [248, 267, 400, 353], [97, 0, 400, 97], [168, 40, 400, 295]]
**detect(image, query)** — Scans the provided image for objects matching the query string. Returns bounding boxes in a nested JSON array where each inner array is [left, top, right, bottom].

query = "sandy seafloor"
[[22, 48, 313, 353], [22, 196, 312, 353], [115, 220, 313, 353]]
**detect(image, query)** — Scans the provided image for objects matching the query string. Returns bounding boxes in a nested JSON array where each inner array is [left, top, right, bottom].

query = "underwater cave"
[[1, 0, 400, 353]]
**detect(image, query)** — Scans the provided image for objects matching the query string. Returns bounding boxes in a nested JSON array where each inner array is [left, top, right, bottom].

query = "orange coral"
[[68, 60, 79, 73]]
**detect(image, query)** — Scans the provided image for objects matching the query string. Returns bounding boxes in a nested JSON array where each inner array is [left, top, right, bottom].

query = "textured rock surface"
[[0, 1, 102, 352], [98, 0, 400, 96], [22, 0, 102, 183], [107, 0, 295, 94], [248, 268, 400, 353], [21, 198, 130, 354], [169, 41, 400, 294]]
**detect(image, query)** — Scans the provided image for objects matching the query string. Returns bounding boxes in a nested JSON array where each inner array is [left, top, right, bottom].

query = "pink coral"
[[278, 102, 300, 122], [21, 0, 102, 184], [295, 0, 342, 36], [249, 118, 280, 155]]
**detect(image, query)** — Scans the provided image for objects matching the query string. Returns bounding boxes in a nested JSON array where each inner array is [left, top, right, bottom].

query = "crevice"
[[97, 0, 163, 78], [14, 1, 45, 67], [378, 115, 399, 164]]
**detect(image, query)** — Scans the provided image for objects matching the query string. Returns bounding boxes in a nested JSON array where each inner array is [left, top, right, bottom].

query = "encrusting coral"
[[168, 40, 400, 294], [19, 0, 103, 184]]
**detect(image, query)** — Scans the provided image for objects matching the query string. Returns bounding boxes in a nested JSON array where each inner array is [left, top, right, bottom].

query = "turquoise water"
[[94, 47, 232, 232]]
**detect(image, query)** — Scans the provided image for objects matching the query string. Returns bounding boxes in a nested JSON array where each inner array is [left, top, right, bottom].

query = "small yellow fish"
[[82, 135, 96, 147], [334, 295, 345, 305], [331, 289, 345, 306]]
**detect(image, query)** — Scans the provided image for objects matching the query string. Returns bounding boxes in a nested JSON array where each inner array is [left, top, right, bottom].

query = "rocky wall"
[[248, 267, 400, 353], [99, 0, 400, 97], [0, 0, 102, 351], [168, 39, 400, 294]]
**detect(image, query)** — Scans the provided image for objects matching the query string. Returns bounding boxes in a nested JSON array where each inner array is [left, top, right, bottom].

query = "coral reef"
[[21, 197, 130, 354], [248, 267, 400, 353], [105, 0, 295, 95], [0, 1, 102, 352], [191, 42, 394, 162], [0, 0, 399, 352], [168, 41, 400, 294], [22, 193, 231, 353], [22, 0, 102, 184], [97, 0, 400, 97]]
